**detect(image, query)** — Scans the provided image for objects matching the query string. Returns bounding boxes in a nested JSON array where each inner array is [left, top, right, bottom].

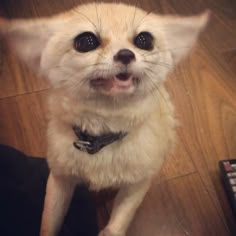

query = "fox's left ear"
[[160, 10, 210, 64], [0, 17, 57, 71]]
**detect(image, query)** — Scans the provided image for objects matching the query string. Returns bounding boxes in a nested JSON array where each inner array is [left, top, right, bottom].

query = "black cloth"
[[0, 145, 98, 236]]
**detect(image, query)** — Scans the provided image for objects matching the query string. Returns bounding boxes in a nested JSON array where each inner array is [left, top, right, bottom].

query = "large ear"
[[161, 10, 210, 64], [0, 17, 56, 71]]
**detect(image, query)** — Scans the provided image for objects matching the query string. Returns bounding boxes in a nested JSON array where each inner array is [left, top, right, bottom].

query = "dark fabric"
[[0, 145, 98, 236]]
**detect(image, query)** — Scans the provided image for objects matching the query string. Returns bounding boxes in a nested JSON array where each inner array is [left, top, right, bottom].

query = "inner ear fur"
[[0, 17, 57, 71], [160, 10, 210, 64]]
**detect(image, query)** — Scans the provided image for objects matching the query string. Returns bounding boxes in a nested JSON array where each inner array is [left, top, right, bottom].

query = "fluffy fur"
[[0, 3, 209, 236]]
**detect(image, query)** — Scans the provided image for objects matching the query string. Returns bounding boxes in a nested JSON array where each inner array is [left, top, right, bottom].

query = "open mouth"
[[90, 73, 136, 92]]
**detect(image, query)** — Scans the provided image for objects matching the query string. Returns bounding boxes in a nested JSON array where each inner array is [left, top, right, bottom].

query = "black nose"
[[114, 49, 135, 65]]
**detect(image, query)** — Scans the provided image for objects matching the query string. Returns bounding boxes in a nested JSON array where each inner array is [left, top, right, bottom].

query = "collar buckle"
[[73, 140, 92, 152], [73, 126, 127, 155]]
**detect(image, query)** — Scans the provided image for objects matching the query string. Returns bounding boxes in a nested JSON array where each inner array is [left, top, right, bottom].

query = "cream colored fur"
[[0, 3, 209, 236]]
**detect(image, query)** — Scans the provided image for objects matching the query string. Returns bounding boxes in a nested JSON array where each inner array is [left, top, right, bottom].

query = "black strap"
[[73, 126, 127, 155]]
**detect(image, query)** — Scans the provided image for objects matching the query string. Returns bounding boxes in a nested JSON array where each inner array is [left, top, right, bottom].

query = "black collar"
[[73, 126, 127, 155]]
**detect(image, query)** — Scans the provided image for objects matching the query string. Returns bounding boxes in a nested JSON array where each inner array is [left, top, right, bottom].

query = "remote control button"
[[232, 186, 236, 192], [232, 164, 236, 170], [224, 161, 232, 171]]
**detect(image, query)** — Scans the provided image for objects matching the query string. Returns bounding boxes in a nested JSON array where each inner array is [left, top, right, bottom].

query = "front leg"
[[40, 173, 76, 236], [99, 178, 151, 236]]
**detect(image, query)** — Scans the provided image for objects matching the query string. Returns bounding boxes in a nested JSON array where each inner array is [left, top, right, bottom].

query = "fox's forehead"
[[63, 3, 149, 36]]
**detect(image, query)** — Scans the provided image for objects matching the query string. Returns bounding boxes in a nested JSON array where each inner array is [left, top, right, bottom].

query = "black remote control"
[[219, 159, 236, 216]]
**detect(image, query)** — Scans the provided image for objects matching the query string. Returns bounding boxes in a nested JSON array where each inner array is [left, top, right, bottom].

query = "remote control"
[[219, 159, 236, 216]]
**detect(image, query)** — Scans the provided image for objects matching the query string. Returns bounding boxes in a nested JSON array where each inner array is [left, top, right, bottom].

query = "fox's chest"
[[46, 112, 176, 190]]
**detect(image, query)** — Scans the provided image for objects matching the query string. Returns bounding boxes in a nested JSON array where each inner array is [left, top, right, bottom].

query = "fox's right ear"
[[0, 17, 58, 71]]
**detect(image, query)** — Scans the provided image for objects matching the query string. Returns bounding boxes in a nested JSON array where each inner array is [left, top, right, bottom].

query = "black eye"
[[74, 32, 100, 53], [134, 32, 154, 51]]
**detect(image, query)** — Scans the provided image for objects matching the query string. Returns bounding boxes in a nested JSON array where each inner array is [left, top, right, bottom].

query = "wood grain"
[[222, 49, 236, 76], [0, 41, 50, 98], [0, 91, 47, 156], [127, 173, 230, 236], [165, 38, 236, 234], [0, 0, 235, 235]]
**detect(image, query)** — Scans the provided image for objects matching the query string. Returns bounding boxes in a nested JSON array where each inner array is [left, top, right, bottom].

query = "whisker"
[[98, 52, 106, 59], [79, 62, 108, 70], [40, 65, 66, 73], [144, 70, 172, 113], [156, 62, 172, 69], [65, 74, 89, 96], [144, 75, 160, 101], [41, 62, 107, 73], [143, 59, 172, 67], [142, 60, 156, 65], [136, 10, 153, 28], [132, 0, 139, 26], [145, 72, 164, 102], [72, 8, 98, 31], [144, 60, 171, 71], [141, 46, 191, 57], [94, 1, 101, 31], [78, 0, 86, 5], [142, 72, 165, 116]]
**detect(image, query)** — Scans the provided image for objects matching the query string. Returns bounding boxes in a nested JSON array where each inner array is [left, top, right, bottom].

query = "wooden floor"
[[0, 0, 236, 235]]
